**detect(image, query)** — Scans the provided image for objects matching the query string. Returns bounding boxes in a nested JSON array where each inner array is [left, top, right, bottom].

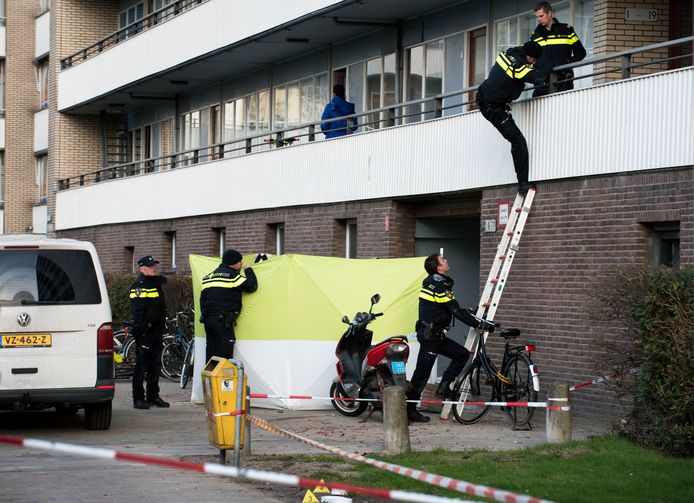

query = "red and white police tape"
[[0, 435, 481, 503], [248, 394, 569, 411], [569, 367, 640, 392], [247, 414, 553, 503]]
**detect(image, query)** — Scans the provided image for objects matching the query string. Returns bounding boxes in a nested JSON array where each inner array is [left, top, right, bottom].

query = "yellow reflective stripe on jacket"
[[129, 288, 160, 299], [201, 275, 247, 290], [419, 288, 455, 303], [496, 53, 533, 80], [532, 34, 579, 46]]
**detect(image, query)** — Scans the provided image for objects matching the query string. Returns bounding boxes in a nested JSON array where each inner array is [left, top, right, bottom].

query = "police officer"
[[406, 253, 494, 423], [530, 1, 586, 97], [477, 40, 547, 195], [200, 249, 258, 363], [130, 255, 169, 410]]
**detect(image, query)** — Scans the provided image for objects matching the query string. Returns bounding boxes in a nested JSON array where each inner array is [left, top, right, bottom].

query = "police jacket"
[[129, 274, 167, 336], [320, 96, 358, 138], [200, 263, 258, 318], [418, 274, 479, 331], [529, 19, 586, 79], [478, 47, 547, 105]]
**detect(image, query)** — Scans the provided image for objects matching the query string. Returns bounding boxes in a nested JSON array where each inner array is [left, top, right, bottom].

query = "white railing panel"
[[0, 117, 5, 150], [34, 109, 49, 152], [35, 11, 50, 58], [32, 205, 47, 234], [0, 25, 6, 58], [55, 69, 694, 230], [58, 0, 343, 111]]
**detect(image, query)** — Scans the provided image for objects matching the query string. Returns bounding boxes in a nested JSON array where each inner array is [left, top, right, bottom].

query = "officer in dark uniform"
[[200, 249, 258, 363], [530, 1, 586, 97], [477, 40, 547, 195], [129, 255, 169, 410], [405, 253, 495, 423]]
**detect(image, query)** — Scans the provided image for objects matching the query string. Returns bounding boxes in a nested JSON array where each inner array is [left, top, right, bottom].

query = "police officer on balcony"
[[130, 255, 169, 410], [405, 252, 495, 423], [477, 40, 547, 195], [200, 249, 258, 363], [529, 1, 586, 97]]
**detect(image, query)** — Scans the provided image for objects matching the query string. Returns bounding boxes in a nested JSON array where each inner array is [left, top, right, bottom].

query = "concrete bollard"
[[382, 386, 411, 454], [546, 382, 571, 444]]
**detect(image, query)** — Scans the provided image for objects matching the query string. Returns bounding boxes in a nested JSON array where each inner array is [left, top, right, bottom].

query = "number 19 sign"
[[625, 8, 657, 21]]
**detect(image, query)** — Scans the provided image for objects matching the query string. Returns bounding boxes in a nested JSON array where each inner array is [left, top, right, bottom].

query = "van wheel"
[[84, 401, 112, 430]]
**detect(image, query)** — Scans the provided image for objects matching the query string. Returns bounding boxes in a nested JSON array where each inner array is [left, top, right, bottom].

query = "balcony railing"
[[60, 0, 209, 69], [57, 36, 694, 191]]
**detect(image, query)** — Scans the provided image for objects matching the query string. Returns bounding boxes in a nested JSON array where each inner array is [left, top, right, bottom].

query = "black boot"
[[518, 182, 536, 196], [407, 403, 431, 423], [435, 380, 452, 398]]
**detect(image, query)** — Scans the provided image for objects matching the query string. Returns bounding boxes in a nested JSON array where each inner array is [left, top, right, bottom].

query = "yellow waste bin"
[[201, 357, 247, 450]]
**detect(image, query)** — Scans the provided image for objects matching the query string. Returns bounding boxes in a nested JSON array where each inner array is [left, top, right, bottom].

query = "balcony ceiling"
[[68, 0, 466, 113]]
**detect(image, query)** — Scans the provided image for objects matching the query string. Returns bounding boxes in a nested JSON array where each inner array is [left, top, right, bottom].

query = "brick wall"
[[61, 198, 417, 274], [594, 0, 670, 83], [481, 167, 693, 420], [4, 2, 38, 233], [47, 0, 121, 232]]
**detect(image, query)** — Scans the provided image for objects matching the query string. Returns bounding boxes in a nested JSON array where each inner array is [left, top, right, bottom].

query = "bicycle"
[[114, 321, 136, 379], [160, 309, 194, 382], [179, 335, 195, 389], [449, 326, 540, 428]]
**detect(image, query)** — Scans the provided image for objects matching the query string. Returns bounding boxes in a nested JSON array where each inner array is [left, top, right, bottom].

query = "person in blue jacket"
[[320, 84, 358, 138]]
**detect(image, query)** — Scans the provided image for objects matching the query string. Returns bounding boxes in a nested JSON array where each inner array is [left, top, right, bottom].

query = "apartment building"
[[1, 0, 692, 419]]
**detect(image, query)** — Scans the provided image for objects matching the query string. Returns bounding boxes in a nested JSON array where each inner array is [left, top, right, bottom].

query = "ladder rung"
[[490, 278, 498, 284], [482, 302, 490, 308], [514, 207, 522, 212], [498, 255, 507, 260], [506, 231, 514, 236]]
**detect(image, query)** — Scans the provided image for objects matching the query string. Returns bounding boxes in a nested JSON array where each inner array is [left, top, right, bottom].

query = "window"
[[0, 59, 5, 114], [214, 228, 226, 256], [405, 41, 444, 122], [181, 109, 201, 164], [276, 224, 285, 255], [119, 2, 146, 37], [363, 53, 396, 130], [0, 249, 102, 305], [36, 58, 49, 109], [272, 73, 328, 134], [0, 152, 4, 206], [167, 231, 177, 270], [346, 220, 357, 258], [644, 222, 680, 267], [124, 246, 135, 273], [35, 155, 47, 204], [39, 0, 50, 14], [224, 91, 270, 155]]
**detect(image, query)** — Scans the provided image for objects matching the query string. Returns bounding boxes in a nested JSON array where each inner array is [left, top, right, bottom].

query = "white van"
[[0, 235, 114, 429]]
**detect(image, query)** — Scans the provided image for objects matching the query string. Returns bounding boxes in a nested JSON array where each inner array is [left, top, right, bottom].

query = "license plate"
[[390, 361, 406, 375], [0, 334, 52, 348]]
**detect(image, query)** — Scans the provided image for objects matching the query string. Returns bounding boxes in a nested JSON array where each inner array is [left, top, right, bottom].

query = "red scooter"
[[329, 294, 410, 417]]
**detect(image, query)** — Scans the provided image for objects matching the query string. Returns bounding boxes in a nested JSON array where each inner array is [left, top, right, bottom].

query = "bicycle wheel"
[[123, 339, 137, 367], [160, 341, 185, 381], [452, 361, 495, 425], [501, 354, 538, 427], [113, 329, 127, 353], [180, 339, 194, 389]]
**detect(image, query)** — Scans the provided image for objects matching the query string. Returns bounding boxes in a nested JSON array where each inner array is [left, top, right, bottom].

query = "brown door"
[[468, 27, 487, 109], [669, 0, 693, 69]]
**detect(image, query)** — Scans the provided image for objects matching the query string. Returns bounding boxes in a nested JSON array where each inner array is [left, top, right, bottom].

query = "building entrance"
[[414, 218, 480, 379]]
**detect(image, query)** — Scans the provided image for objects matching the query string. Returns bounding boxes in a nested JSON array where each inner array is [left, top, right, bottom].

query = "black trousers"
[[132, 332, 163, 402], [478, 100, 529, 187], [204, 316, 235, 363], [406, 334, 470, 401]]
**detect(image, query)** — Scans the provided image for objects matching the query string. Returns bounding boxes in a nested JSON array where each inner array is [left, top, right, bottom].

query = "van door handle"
[[12, 368, 38, 374]]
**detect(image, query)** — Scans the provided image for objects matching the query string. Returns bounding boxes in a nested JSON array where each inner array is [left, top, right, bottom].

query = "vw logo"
[[17, 313, 31, 327]]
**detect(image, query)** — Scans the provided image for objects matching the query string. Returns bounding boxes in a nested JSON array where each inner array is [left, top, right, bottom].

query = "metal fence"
[[57, 35, 693, 191]]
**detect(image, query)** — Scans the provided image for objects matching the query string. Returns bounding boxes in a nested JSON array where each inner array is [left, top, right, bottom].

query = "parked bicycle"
[[449, 326, 540, 427], [160, 309, 195, 382], [113, 321, 136, 379], [179, 335, 195, 389]]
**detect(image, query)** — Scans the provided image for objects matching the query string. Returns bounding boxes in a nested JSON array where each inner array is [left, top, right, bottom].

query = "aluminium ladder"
[[439, 187, 536, 420]]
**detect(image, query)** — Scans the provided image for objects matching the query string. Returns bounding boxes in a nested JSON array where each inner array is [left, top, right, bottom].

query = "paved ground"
[[0, 379, 608, 502]]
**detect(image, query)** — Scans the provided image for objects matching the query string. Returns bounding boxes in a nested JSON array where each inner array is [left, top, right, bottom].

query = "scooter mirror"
[[342, 315, 350, 324], [370, 293, 381, 305]]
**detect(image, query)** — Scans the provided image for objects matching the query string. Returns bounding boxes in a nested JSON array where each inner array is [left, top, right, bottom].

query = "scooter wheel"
[[330, 382, 367, 417]]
